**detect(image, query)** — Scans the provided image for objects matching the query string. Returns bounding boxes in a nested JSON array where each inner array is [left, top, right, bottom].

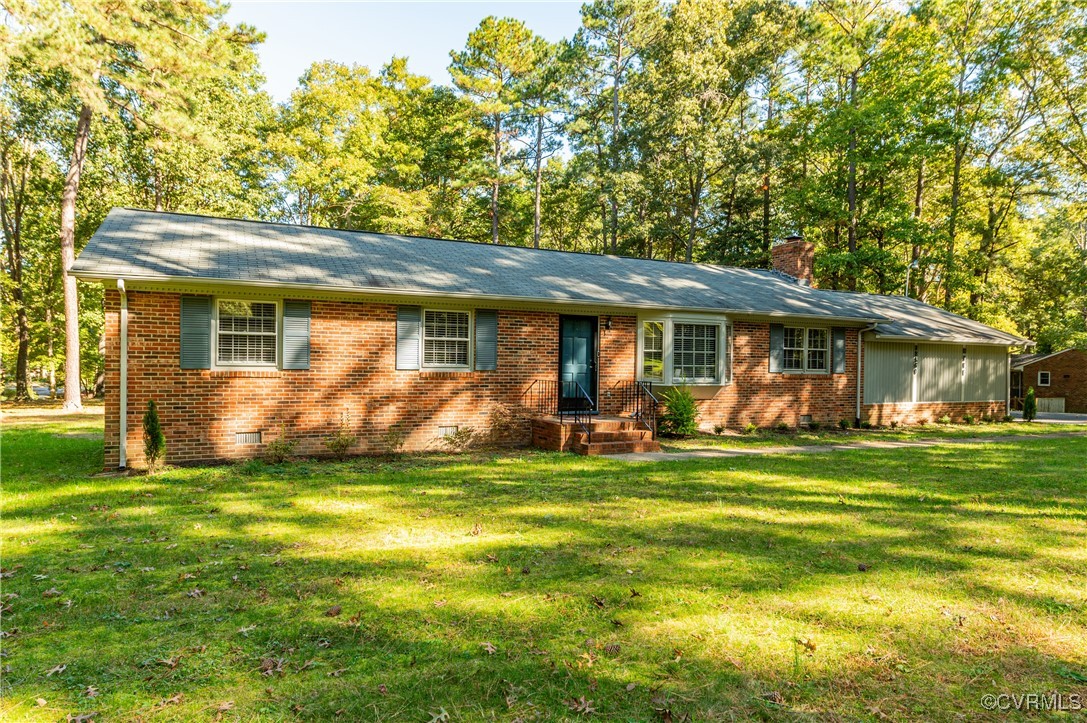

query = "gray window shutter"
[[180, 296, 211, 369], [832, 327, 847, 374], [768, 323, 784, 373], [396, 305, 421, 370], [475, 310, 497, 371], [282, 300, 311, 370]]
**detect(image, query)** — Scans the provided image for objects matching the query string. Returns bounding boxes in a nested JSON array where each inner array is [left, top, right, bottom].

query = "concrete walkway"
[[1010, 411, 1087, 424], [611, 431, 1087, 462]]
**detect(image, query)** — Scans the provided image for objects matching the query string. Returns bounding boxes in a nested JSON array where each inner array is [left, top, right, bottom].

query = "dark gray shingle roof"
[[72, 208, 1028, 345]]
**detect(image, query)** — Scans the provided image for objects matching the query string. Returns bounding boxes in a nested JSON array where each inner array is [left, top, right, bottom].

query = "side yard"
[[1, 409, 1085, 720]]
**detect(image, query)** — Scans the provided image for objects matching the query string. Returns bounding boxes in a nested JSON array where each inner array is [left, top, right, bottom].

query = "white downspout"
[[856, 324, 878, 426], [118, 279, 128, 470]]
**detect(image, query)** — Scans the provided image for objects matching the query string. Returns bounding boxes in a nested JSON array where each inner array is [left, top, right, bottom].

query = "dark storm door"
[[559, 315, 598, 412]]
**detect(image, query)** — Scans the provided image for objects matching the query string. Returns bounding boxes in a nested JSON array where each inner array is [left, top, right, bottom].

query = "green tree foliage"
[[3, 0, 1087, 397], [659, 386, 701, 437]]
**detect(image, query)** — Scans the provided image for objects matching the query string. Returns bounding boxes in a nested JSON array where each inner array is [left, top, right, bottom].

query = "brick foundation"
[[863, 401, 1006, 426]]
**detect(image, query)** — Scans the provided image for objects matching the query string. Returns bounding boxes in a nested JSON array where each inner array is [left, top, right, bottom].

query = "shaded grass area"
[[2, 412, 1086, 721], [663, 421, 1087, 452]]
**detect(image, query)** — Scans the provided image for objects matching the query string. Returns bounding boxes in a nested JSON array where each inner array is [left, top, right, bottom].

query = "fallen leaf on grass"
[[297, 659, 318, 672], [65, 712, 99, 722], [216, 701, 235, 711], [377, 683, 388, 696], [259, 657, 286, 676], [795, 637, 817, 653], [328, 668, 347, 677], [625, 683, 636, 692], [46, 663, 67, 676], [481, 642, 497, 655], [238, 625, 256, 636], [186, 588, 205, 598], [433, 599, 447, 608], [325, 605, 342, 617], [151, 693, 183, 711], [566, 696, 596, 714], [760, 691, 785, 705], [604, 643, 620, 655], [591, 595, 606, 609], [42, 588, 62, 598], [428, 707, 450, 722], [83, 686, 98, 698], [36, 698, 47, 706]]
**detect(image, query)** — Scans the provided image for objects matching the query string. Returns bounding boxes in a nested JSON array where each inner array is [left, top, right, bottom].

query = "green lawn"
[[2, 410, 1086, 721]]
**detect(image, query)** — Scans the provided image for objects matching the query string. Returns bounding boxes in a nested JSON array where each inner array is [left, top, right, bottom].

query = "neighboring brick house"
[[1011, 349, 1087, 413], [72, 208, 1029, 468]]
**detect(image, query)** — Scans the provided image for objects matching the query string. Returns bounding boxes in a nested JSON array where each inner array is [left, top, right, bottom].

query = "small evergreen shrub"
[[919, 417, 930, 426], [743, 422, 759, 435], [775, 421, 791, 433], [1023, 387, 1037, 422], [860, 421, 873, 430], [142, 400, 166, 472], [838, 419, 850, 430], [890, 420, 899, 429], [1001, 414, 1014, 423], [323, 414, 358, 461], [963, 414, 975, 425], [712, 423, 726, 436], [264, 427, 297, 464], [659, 387, 700, 437], [807, 421, 821, 431], [938, 414, 952, 425]]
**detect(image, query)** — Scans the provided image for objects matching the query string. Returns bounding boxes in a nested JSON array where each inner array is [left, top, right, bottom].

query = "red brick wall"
[[689, 323, 859, 429], [864, 401, 1005, 426], [108, 291, 959, 467], [1022, 350, 1087, 413]]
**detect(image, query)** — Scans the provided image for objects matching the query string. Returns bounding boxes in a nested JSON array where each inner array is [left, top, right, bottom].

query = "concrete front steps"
[[531, 415, 661, 455]]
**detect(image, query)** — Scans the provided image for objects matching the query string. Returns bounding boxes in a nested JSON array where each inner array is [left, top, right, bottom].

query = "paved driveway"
[[1010, 411, 1087, 424]]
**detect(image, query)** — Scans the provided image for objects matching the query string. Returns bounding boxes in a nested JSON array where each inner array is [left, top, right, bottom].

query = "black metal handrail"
[[629, 380, 659, 439], [559, 380, 594, 445], [521, 379, 595, 446]]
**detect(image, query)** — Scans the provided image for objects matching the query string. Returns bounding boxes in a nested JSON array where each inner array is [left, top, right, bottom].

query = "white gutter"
[[118, 279, 128, 470], [856, 323, 878, 425]]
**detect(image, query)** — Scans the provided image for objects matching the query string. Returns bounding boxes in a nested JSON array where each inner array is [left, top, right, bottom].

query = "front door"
[[559, 315, 597, 412]]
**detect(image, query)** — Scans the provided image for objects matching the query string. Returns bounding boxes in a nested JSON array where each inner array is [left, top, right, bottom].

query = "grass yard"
[[2, 409, 1086, 721]]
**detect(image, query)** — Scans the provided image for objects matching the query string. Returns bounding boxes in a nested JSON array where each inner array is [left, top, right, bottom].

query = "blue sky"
[[225, 1, 586, 102]]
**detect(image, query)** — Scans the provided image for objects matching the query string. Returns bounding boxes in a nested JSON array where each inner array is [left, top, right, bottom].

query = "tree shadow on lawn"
[[2, 437, 1085, 720]]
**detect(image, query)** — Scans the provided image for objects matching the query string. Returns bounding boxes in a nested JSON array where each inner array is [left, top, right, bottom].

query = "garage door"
[[1038, 398, 1066, 413]]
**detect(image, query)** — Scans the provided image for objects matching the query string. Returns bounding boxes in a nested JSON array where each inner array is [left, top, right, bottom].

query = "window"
[[638, 318, 730, 385], [642, 321, 664, 380], [783, 326, 829, 373], [1038, 370, 1051, 387], [673, 323, 718, 383], [217, 300, 277, 365], [423, 310, 470, 368]]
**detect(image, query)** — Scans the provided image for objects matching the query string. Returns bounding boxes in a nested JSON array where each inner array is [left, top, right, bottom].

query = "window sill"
[[781, 370, 831, 376]]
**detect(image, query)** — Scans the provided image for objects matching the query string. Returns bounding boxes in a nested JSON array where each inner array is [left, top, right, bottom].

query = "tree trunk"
[[761, 74, 774, 262], [1, 148, 32, 401], [60, 103, 93, 410], [945, 146, 964, 308], [491, 112, 501, 245], [609, 43, 622, 254], [47, 305, 57, 398], [846, 71, 858, 291], [685, 174, 702, 263], [533, 114, 543, 249]]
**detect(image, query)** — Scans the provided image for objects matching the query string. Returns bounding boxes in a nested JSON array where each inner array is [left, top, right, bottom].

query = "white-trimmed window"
[[217, 300, 277, 366], [673, 323, 718, 383], [642, 321, 664, 380], [1038, 370, 1051, 387], [638, 318, 731, 385], [784, 326, 829, 373], [423, 309, 471, 369]]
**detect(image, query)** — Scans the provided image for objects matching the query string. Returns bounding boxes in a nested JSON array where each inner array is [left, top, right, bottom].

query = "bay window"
[[638, 318, 731, 385]]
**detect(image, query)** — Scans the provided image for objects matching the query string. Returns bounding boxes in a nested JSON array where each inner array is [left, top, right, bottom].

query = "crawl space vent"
[[799, 415, 813, 426], [438, 425, 459, 438], [236, 431, 262, 445]]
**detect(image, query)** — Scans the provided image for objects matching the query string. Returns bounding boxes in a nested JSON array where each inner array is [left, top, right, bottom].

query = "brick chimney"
[[771, 234, 815, 287]]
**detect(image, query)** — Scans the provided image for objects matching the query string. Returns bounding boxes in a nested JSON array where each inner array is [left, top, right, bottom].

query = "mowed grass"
[[2, 410, 1086, 721]]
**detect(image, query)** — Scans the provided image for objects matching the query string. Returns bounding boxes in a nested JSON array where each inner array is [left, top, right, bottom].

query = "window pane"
[[784, 327, 804, 350], [673, 324, 717, 382], [423, 310, 470, 367], [807, 349, 827, 371], [806, 329, 828, 371], [784, 349, 804, 370], [217, 301, 277, 365], [642, 321, 664, 380]]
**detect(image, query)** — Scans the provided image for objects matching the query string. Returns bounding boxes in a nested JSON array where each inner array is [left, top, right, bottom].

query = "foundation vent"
[[438, 425, 459, 438], [799, 414, 813, 426], [236, 431, 262, 445]]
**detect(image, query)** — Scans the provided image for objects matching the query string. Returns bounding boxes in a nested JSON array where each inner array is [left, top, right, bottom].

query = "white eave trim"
[[71, 271, 889, 326], [870, 333, 1029, 347]]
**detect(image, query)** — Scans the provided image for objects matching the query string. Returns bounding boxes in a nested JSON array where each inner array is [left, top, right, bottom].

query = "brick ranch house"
[[1011, 348, 1087, 413], [72, 208, 1029, 469]]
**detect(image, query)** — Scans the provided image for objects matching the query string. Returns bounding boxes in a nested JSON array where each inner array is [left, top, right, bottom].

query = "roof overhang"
[[1011, 348, 1074, 370], [869, 332, 1032, 347], [73, 272, 889, 326]]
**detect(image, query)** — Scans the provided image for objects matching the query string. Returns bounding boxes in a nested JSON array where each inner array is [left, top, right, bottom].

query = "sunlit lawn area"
[[2, 407, 1085, 721]]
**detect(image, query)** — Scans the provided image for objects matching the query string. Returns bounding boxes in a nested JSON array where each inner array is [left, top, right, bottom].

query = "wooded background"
[[3, 0, 1085, 406]]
